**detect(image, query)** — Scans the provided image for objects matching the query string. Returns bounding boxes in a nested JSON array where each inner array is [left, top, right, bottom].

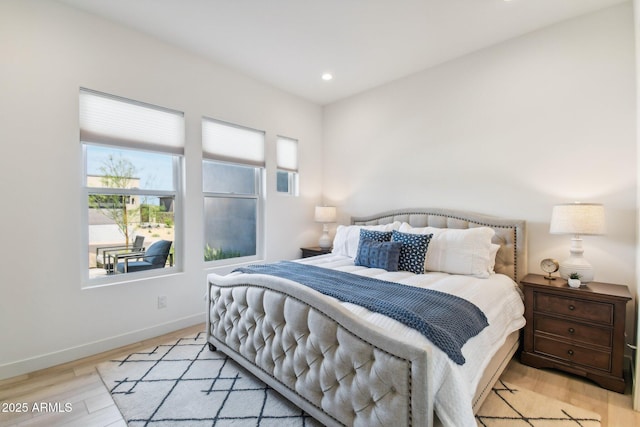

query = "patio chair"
[[115, 240, 173, 273], [96, 235, 145, 273]]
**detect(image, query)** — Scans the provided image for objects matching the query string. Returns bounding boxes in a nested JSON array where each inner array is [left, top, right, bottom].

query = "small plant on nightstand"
[[568, 272, 581, 288]]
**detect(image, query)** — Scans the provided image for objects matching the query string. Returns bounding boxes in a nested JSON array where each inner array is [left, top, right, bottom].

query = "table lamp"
[[549, 202, 605, 283]]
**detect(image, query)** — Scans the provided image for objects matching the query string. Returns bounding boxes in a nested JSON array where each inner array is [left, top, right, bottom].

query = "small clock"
[[540, 258, 559, 280]]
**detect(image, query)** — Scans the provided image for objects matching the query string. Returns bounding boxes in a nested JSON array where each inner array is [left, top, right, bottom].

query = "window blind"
[[202, 117, 265, 167], [79, 88, 184, 154], [276, 136, 298, 173]]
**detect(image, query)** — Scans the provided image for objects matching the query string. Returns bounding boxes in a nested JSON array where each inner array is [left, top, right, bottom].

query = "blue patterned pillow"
[[360, 229, 393, 242], [391, 230, 433, 274], [354, 229, 393, 265], [354, 239, 402, 271]]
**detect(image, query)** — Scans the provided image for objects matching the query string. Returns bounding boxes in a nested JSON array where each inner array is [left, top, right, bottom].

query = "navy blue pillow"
[[354, 229, 393, 265], [391, 230, 433, 274], [354, 239, 402, 271], [359, 229, 393, 242]]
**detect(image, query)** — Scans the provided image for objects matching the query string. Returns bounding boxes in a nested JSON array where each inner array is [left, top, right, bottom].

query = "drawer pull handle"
[[568, 328, 575, 334], [568, 305, 575, 311], [567, 349, 574, 356]]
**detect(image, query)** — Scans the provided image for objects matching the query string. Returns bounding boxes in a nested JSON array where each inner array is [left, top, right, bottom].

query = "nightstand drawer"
[[535, 315, 612, 347], [534, 293, 613, 325], [534, 336, 611, 371]]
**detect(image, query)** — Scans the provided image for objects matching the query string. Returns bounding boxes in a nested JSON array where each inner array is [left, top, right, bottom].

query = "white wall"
[[324, 4, 637, 332], [0, 0, 323, 379]]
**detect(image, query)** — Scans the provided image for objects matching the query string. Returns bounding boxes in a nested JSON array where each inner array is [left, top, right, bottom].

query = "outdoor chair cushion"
[[116, 240, 172, 273]]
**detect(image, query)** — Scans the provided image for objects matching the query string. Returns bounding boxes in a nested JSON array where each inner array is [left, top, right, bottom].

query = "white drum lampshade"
[[315, 206, 336, 249], [550, 203, 605, 283]]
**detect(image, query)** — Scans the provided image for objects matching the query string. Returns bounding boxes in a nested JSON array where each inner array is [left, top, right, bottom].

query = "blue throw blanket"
[[234, 261, 488, 365]]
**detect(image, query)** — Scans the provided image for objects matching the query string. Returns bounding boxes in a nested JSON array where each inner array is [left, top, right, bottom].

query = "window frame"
[[202, 159, 264, 267], [201, 116, 266, 267], [276, 135, 299, 196], [82, 143, 183, 286], [276, 169, 299, 196], [80, 88, 184, 287]]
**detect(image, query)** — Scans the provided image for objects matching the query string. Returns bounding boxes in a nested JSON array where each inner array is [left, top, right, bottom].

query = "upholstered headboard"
[[351, 208, 527, 283]]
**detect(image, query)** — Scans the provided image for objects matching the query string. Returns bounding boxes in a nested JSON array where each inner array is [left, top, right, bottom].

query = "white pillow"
[[398, 223, 496, 278], [332, 221, 402, 258], [489, 243, 500, 273]]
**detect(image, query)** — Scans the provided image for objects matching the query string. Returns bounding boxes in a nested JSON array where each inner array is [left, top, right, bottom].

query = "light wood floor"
[[1, 323, 638, 426]]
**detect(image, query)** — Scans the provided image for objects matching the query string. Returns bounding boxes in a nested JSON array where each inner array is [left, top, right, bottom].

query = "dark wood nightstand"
[[300, 246, 332, 258], [520, 273, 631, 393]]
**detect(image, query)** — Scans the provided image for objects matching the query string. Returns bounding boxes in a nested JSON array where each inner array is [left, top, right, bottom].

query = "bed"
[[207, 208, 527, 426]]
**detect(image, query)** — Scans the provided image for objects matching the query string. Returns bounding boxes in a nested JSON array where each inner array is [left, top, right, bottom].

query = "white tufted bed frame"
[[207, 208, 527, 426]]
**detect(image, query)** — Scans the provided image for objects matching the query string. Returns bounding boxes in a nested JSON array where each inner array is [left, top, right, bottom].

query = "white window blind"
[[79, 88, 184, 154], [202, 117, 265, 167], [276, 136, 298, 172]]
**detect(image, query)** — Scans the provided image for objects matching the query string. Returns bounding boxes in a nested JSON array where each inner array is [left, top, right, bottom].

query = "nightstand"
[[300, 246, 332, 258], [520, 273, 631, 393]]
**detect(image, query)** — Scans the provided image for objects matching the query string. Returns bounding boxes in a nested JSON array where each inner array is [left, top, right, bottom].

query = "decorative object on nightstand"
[[567, 272, 581, 288], [549, 202, 605, 283], [540, 258, 559, 280], [315, 206, 336, 249], [300, 246, 332, 258], [520, 273, 631, 393]]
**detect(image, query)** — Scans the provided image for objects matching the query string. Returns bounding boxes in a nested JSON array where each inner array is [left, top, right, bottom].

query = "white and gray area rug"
[[98, 331, 321, 426], [98, 332, 601, 427]]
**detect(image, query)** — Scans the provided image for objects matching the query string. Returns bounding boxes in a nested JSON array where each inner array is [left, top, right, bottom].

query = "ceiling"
[[58, 0, 627, 105]]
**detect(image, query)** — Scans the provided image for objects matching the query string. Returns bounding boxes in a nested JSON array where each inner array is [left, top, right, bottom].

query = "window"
[[276, 136, 298, 195], [80, 89, 183, 282], [202, 118, 264, 264]]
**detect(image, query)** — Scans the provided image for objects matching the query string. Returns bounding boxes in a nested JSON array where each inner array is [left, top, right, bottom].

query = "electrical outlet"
[[158, 295, 167, 309]]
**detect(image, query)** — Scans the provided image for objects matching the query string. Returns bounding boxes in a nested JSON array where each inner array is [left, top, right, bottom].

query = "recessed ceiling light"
[[321, 73, 333, 81]]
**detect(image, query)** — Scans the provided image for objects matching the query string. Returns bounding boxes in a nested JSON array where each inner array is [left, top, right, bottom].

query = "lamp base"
[[559, 260, 594, 283], [318, 223, 332, 249], [558, 236, 595, 283], [318, 232, 332, 249]]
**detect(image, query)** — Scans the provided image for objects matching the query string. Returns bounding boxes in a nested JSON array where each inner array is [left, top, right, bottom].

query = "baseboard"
[[0, 313, 205, 381], [625, 353, 639, 410]]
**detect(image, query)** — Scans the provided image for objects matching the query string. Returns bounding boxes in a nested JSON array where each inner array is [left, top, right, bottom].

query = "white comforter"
[[296, 253, 525, 427]]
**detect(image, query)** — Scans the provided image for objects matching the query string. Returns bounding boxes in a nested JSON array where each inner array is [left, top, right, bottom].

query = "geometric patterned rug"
[[98, 332, 601, 427], [476, 380, 601, 427], [97, 331, 321, 426]]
